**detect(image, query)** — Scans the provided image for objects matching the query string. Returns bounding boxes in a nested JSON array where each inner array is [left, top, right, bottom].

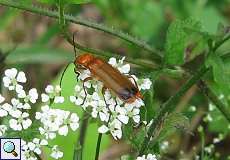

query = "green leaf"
[[67, 0, 91, 4], [130, 127, 146, 150], [123, 122, 146, 151], [208, 106, 230, 133], [37, 0, 56, 4], [157, 113, 190, 142], [38, 0, 91, 4], [206, 53, 230, 97], [164, 18, 206, 65], [5, 45, 73, 64], [44, 65, 110, 160], [36, 23, 60, 45], [142, 89, 155, 123], [0, 8, 19, 31]]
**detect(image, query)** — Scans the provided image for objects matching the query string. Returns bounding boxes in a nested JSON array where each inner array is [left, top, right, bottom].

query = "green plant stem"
[[50, 0, 160, 70], [139, 65, 209, 155], [139, 35, 230, 155], [0, 46, 16, 92], [200, 128, 205, 160], [197, 80, 230, 122], [95, 133, 102, 160], [0, 0, 162, 62], [213, 35, 230, 51], [64, 32, 159, 69], [74, 113, 90, 160], [0, 52, 4, 93], [34, 152, 42, 160]]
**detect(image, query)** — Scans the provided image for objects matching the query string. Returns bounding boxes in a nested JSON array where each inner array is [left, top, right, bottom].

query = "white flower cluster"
[[1, 68, 37, 132], [21, 139, 63, 160], [36, 105, 79, 138], [136, 154, 157, 160], [70, 57, 152, 140], [0, 68, 79, 159], [0, 56, 152, 158]]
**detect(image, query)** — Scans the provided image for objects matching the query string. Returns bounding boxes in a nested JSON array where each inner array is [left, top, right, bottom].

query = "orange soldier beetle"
[[59, 34, 143, 106], [74, 53, 143, 105]]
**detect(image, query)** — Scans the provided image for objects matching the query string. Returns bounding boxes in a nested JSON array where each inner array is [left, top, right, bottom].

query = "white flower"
[[3, 68, 26, 92], [208, 103, 215, 111], [39, 126, 56, 140], [54, 96, 64, 103], [21, 141, 38, 160], [108, 57, 117, 66], [0, 94, 5, 103], [51, 145, 63, 159], [18, 88, 38, 109], [11, 96, 30, 110], [70, 96, 83, 106], [139, 78, 152, 90], [11, 98, 23, 109], [28, 138, 48, 155], [118, 64, 130, 74], [21, 149, 37, 160], [125, 105, 140, 123], [58, 112, 79, 136], [108, 57, 130, 74], [6, 99, 23, 117], [204, 144, 214, 154], [0, 125, 7, 136], [41, 85, 64, 103], [213, 134, 224, 144], [98, 125, 109, 133], [9, 112, 32, 131], [109, 105, 129, 124], [41, 94, 49, 102], [189, 105, 196, 112], [35, 105, 50, 120], [36, 105, 62, 129], [98, 120, 122, 140], [160, 141, 169, 151], [78, 69, 91, 81], [204, 114, 213, 122], [136, 154, 157, 160], [91, 100, 109, 122]]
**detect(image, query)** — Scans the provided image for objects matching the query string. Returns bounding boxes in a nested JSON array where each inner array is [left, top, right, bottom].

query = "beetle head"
[[125, 91, 143, 103], [75, 53, 94, 68]]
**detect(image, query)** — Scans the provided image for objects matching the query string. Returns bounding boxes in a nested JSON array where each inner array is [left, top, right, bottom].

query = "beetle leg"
[[126, 75, 139, 89], [81, 77, 93, 105], [114, 97, 118, 107], [72, 31, 78, 57], [59, 62, 72, 94], [74, 68, 80, 81], [102, 86, 109, 107], [102, 86, 114, 123]]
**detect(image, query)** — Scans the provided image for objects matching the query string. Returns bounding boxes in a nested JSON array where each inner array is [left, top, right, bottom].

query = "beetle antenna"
[[72, 31, 78, 58], [59, 62, 73, 95]]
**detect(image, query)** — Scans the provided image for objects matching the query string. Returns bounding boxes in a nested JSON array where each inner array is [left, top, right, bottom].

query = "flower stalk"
[[95, 133, 102, 160], [74, 112, 90, 160], [197, 80, 230, 122]]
